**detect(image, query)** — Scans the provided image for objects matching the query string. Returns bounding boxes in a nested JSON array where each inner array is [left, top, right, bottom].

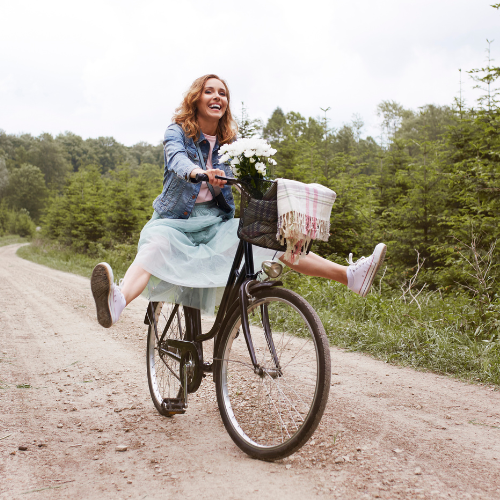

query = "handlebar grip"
[[194, 173, 209, 183], [215, 175, 237, 185]]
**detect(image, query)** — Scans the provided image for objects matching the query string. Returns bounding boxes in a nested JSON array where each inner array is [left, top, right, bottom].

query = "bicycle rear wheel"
[[146, 302, 186, 416], [214, 287, 331, 460]]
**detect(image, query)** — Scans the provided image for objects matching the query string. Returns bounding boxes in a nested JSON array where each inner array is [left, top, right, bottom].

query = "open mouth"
[[209, 104, 221, 110]]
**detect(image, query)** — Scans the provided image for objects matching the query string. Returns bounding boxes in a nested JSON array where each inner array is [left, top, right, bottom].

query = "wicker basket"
[[237, 180, 287, 252]]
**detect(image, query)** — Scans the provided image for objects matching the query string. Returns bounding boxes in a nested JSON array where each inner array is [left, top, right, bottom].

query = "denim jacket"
[[152, 123, 235, 219]]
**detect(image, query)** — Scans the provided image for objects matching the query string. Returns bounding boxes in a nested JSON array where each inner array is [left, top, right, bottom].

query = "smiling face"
[[196, 78, 228, 125]]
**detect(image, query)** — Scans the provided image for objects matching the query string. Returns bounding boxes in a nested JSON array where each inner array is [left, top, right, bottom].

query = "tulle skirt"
[[133, 201, 280, 315]]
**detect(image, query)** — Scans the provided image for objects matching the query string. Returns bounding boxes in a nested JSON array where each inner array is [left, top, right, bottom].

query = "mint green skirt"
[[133, 201, 280, 315]]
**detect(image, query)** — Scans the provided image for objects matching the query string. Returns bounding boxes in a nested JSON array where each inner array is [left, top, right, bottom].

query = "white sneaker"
[[346, 243, 387, 297], [91, 262, 126, 328]]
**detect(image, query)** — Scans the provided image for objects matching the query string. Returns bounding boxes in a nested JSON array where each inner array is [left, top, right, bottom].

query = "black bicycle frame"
[[147, 175, 282, 374]]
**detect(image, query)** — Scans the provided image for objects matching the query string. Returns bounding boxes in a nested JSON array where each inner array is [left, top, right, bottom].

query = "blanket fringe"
[[277, 211, 331, 264]]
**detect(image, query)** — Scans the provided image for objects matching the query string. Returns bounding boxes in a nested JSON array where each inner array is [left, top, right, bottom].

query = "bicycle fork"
[[239, 279, 282, 378]]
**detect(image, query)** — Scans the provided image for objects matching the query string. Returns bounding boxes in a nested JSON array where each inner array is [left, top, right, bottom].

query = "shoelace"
[[112, 279, 125, 305], [347, 253, 366, 268]]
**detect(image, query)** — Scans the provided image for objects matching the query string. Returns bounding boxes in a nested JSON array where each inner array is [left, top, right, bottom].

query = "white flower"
[[220, 139, 275, 177], [255, 162, 267, 175]]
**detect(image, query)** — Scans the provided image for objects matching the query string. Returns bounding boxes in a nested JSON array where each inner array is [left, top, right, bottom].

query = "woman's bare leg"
[[280, 243, 387, 297], [279, 251, 348, 285], [120, 264, 152, 305]]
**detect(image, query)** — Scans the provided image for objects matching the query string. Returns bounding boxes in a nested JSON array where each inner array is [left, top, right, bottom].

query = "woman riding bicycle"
[[91, 74, 386, 328]]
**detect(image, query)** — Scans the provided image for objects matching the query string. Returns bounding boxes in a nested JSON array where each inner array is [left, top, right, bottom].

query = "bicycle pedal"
[[161, 398, 187, 414]]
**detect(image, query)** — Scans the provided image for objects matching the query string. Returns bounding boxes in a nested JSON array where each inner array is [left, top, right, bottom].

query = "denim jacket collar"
[[196, 131, 220, 152]]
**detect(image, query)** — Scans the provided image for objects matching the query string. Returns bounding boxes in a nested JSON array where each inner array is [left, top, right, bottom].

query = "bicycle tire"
[[146, 302, 186, 416], [214, 287, 331, 460]]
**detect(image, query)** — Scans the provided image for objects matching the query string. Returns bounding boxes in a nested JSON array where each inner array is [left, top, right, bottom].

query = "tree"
[[0, 157, 8, 197], [236, 102, 263, 138], [376, 100, 414, 148], [43, 165, 108, 249], [383, 141, 448, 271], [107, 166, 141, 242], [28, 133, 71, 189], [5, 164, 48, 221], [132, 162, 164, 228], [56, 131, 95, 172], [85, 136, 128, 173], [129, 142, 163, 168], [263, 107, 286, 143]]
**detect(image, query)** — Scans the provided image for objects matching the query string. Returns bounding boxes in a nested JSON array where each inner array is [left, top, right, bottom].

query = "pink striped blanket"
[[276, 179, 336, 264]]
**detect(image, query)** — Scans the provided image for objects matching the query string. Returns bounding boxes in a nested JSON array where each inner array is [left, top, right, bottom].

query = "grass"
[[16, 237, 133, 280], [16, 237, 500, 386], [283, 271, 500, 386], [0, 234, 28, 247]]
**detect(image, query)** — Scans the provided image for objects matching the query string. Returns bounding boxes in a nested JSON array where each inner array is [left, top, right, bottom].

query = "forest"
[[1, 45, 499, 381], [2, 57, 499, 285]]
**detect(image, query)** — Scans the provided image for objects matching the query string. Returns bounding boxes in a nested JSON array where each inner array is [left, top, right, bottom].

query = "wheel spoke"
[[216, 289, 330, 459], [147, 303, 186, 415]]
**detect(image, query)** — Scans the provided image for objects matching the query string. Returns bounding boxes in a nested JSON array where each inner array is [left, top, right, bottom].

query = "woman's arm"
[[163, 125, 226, 187], [163, 125, 198, 181]]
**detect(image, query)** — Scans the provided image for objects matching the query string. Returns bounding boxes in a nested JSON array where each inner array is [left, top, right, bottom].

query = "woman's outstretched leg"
[[90, 262, 151, 328], [280, 251, 348, 285], [280, 243, 386, 297], [120, 264, 151, 305]]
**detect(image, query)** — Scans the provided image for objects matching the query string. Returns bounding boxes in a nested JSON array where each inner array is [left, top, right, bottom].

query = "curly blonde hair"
[[172, 74, 237, 145]]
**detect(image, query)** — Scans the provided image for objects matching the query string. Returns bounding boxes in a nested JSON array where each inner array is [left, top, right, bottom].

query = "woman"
[[91, 74, 386, 328]]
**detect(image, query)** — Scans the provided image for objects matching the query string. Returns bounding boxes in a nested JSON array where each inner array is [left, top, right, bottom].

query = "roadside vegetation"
[[283, 264, 500, 385], [3, 16, 499, 385], [17, 237, 132, 280], [0, 234, 27, 247]]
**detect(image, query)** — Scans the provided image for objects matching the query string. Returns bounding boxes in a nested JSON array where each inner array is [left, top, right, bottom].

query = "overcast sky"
[[1, 0, 498, 146]]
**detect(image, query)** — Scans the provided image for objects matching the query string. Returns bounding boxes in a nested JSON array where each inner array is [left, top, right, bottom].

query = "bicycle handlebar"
[[193, 173, 237, 184], [193, 173, 246, 195], [193, 173, 209, 183]]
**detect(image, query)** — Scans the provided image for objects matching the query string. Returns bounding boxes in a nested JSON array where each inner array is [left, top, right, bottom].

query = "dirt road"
[[1, 243, 499, 499]]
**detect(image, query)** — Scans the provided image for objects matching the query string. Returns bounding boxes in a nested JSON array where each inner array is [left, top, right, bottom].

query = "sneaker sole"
[[91, 263, 114, 328], [359, 243, 387, 298]]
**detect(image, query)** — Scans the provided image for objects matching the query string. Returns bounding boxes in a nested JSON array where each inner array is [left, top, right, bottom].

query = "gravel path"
[[1, 243, 499, 499]]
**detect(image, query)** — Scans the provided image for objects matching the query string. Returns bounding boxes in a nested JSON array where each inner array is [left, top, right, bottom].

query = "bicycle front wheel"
[[214, 287, 331, 460]]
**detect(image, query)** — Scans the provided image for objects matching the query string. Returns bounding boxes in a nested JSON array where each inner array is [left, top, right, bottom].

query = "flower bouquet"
[[219, 138, 277, 198]]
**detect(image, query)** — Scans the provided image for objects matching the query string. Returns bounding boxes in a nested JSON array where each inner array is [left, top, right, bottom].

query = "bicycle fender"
[[247, 280, 283, 295]]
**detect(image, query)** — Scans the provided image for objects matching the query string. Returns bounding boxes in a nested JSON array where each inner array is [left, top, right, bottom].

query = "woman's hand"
[[190, 168, 227, 187]]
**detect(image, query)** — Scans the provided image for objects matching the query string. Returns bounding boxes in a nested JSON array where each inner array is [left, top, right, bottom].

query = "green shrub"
[[0, 202, 36, 238], [14, 209, 36, 237]]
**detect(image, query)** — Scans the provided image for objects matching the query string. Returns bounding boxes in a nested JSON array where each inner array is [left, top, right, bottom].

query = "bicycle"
[[144, 175, 331, 461]]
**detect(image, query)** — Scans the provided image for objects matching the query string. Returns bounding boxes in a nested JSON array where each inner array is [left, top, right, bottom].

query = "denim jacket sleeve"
[[163, 124, 198, 182]]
